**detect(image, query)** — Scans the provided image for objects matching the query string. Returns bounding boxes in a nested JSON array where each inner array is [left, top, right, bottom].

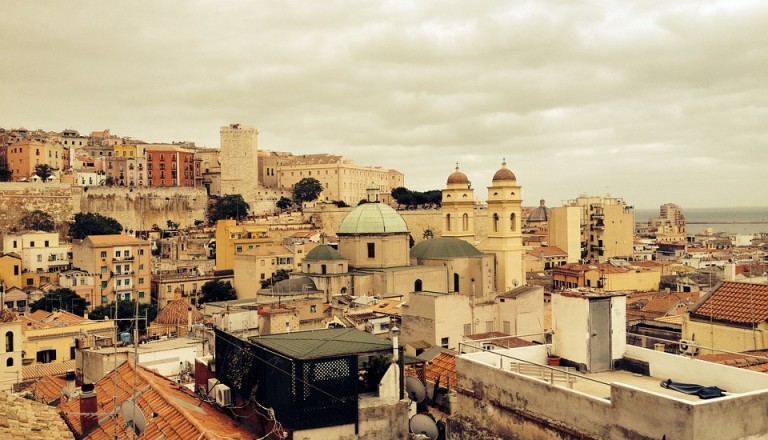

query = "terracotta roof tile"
[[23, 360, 77, 381], [424, 352, 457, 389], [61, 361, 256, 439], [0, 390, 74, 440], [691, 281, 768, 324]]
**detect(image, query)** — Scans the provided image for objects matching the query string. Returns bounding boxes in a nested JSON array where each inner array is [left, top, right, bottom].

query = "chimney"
[[80, 383, 98, 434], [65, 370, 76, 394], [391, 326, 400, 362], [187, 306, 193, 333]]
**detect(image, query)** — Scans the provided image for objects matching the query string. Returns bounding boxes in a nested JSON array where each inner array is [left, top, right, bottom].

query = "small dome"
[[527, 199, 550, 222], [338, 203, 409, 235], [305, 245, 346, 261], [492, 160, 516, 182], [447, 165, 470, 185], [366, 182, 380, 190], [411, 237, 484, 259], [155, 299, 203, 325]]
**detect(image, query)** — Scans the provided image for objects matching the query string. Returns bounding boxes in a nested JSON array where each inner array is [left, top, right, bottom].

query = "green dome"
[[305, 244, 346, 261], [411, 237, 483, 259], [338, 203, 409, 235]]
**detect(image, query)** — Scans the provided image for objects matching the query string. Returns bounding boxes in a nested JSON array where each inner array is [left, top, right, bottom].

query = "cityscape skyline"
[[2, 1, 767, 209]]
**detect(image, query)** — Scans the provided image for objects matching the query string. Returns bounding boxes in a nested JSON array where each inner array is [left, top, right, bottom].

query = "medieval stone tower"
[[220, 123, 259, 208], [441, 164, 475, 242], [479, 160, 525, 293]]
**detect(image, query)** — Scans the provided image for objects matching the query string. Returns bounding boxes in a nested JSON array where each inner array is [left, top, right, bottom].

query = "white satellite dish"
[[410, 414, 439, 440], [120, 400, 148, 436], [406, 376, 426, 403]]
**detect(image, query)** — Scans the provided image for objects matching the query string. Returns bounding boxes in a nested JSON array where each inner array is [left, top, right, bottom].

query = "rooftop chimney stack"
[[80, 383, 98, 434]]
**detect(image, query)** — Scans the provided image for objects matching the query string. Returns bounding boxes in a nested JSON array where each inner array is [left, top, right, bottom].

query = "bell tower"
[[441, 164, 475, 242], [480, 160, 524, 292]]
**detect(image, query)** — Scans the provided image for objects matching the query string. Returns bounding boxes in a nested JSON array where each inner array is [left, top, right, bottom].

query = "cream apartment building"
[[71, 235, 152, 305], [562, 195, 635, 261], [2, 231, 71, 274]]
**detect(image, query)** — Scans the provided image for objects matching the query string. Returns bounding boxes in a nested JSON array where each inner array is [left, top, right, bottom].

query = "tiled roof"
[[23, 360, 77, 381], [154, 299, 203, 325], [424, 352, 456, 389], [21, 375, 68, 405], [0, 390, 74, 440], [61, 361, 256, 439], [83, 235, 147, 246], [690, 281, 768, 324], [697, 350, 768, 373], [527, 246, 567, 258]]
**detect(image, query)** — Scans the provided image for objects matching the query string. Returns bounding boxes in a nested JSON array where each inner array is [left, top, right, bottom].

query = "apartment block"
[[2, 231, 71, 274], [562, 195, 635, 261], [71, 235, 152, 305], [6, 140, 65, 181]]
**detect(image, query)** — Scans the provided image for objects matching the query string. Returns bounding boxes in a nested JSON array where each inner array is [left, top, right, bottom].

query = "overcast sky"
[[2, 1, 767, 209]]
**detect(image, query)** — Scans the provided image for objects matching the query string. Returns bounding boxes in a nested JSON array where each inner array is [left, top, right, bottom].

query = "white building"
[[2, 231, 71, 273]]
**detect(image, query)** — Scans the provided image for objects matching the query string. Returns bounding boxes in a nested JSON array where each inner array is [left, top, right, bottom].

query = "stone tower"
[[441, 164, 475, 242], [220, 123, 259, 207], [479, 160, 524, 292]]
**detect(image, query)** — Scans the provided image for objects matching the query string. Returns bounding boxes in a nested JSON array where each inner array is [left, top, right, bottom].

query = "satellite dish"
[[410, 414, 439, 440], [120, 400, 147, 436], [406, 376, 426, 403]]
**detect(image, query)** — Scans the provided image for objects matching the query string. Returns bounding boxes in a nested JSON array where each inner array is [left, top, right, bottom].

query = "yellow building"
[[0, 253, 23, 290], [683, 281, 768, 354], [20, 309, 115, 367], [214, 219, 275, 271], [71, 235, 152, 305], [552, 262, 660, 292], [562, 195, 635, 261], [233, 244, 298, 299], [274, 154, 405, 206], [441, 165, 476, 242], [0, 310, 22, 391], [106, 144, 146, 187]]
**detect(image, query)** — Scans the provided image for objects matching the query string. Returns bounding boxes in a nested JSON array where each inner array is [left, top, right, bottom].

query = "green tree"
[[30, 288, 87, 316], [207, 194, 250, 223], [198, 280, 237, 304], [333, 200, 349, 208], [276, 196, 292, 211], [19, 209, 56, 232], [89, 301, 158, 333], [34, 164, 57, 182], [166, 219, 180, 229], [0, 161, 12, 182], [69, 212, 123, 239], [103, 176, 116, 186], [292, 177, 323, 204]]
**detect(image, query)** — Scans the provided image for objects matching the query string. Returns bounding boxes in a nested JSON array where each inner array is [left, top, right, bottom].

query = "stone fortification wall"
[[0, 183, 81, 235], [79, 187, 208, 233]]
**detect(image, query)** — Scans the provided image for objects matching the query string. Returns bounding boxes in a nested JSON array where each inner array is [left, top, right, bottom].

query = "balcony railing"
[[113, 255, 135, 262], [591, 245, 605, 251]]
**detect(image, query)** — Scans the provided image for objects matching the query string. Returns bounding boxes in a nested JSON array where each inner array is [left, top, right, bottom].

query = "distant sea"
[[635, 206, 768, 235]]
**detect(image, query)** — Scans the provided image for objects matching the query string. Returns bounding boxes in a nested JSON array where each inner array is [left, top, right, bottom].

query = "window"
[[236, 246, 242, 253], [510, 213, 517, 231], [310, 305, 317, 313], [453, 273, 460, 292], [101, 251, 107, 259], [138, 277, 144, 285], [5, 331, 13, 352], [6, 358, 13, 367], [493, 213, 500, 232], [101, 266, 107, 273], [101, 280, 107, 288], [139, 292, 145, 299], [116, 250, 122, 257], [44, 240, 49, 247], [30, 241, 35, 247], [367, 243, 375, 258], [139, 249, 145, 256], [446, 214, 451, 231], [36, 349, 57, 364], [414, 279, 423, 292], [102, 295, 108, 303], [13, 265, 18, 276], [440, 337, 449, 349], [463, 324, 471, 336], [463, 213, 469, 231], [321, 264, 327, 274], [37, 255, 42, 262]]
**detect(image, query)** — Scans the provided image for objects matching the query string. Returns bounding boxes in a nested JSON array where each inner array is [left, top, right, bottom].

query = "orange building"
[[5, 140, 65, 181], [145, 145, 198, 187]]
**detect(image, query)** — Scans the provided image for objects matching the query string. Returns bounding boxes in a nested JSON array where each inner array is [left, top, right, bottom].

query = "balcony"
[[591, 245, 605, 251], [592, 223, 605, 230], [113, 255, 135, 262], [591, 214, 605, 220]]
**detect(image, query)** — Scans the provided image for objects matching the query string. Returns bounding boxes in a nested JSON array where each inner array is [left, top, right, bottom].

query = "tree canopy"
[[30, 288, 87, 317], [198, 280, 237, 304], [89, 301, 158, 333], [19, 209, 56, 232], [34, 164, 57, 181], [261, 269, 290, 289], [391, 187, 442, 209], [0, 161, 12, 182], [276, 196, 292, 211], [292, 177, 323, 204], [69, 212, 123, 239], [207, 194, 250, 223]]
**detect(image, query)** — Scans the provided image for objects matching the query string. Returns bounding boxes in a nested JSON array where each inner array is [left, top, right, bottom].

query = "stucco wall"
[[0, 183, 80, 237]]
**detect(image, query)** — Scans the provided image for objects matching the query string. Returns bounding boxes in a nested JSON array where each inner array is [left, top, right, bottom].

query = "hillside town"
[[1, 123, 768, 440]]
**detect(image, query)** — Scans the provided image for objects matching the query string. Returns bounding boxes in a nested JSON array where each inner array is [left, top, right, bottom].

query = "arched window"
[[453, 273, 460, 292], [414, 279, 423, 292], [5, 331, 13, 353], [6, 358, 12, 367], [462, 214, 469, 231], [340, 287, 348, 294], [321, 264, 327, 275], [510, 213, 517, 231], [493, 213, 500, 232], [445, 214, 451, 232]]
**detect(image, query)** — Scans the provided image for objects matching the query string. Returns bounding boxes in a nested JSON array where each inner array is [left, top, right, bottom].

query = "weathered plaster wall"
[[0, 183, 80, 236]]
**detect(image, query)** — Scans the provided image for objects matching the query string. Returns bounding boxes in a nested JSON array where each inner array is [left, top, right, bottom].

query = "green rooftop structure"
[[304, 244, 346, 261], [337, 203, 409, 235], [411, 236, 484, 259], [248, 327, 392, 360]]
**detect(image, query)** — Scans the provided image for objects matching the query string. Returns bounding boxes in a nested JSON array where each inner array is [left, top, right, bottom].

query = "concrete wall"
[[551, 294, 590, 363], [683, 315, 768, 354], [0, 183, 80, 237]]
